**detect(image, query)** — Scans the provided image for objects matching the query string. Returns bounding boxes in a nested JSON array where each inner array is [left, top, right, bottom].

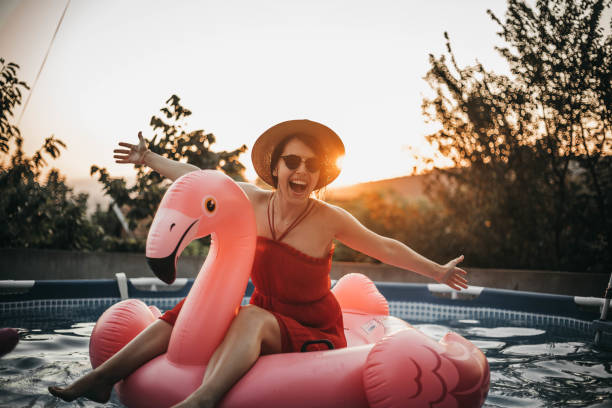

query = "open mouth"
[[289, 180, 308, 194]]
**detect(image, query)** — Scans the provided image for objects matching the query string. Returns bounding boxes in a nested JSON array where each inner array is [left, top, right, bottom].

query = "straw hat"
[[252, 119, 345, 189]]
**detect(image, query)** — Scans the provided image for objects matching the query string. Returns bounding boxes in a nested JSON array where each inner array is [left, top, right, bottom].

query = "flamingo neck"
[[167, 226, 256, 365]]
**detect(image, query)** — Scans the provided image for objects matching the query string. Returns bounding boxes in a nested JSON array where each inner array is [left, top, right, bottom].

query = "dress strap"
[[267, 193, 315, 243]]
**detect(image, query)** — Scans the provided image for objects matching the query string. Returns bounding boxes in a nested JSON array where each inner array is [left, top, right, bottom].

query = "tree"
[[0, 59, 28, 153], [91, 95, 248, 234], [490, 0, 612, 269], [423, 0, 611, 272], [0, 61, 102, 250]]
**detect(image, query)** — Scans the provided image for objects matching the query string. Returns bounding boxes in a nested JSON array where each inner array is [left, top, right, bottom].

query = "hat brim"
[[252, 120, 345, 189]]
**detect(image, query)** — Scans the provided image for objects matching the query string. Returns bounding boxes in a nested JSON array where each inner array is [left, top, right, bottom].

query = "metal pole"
[[112, 202, 134, 238], [594, 272, 612, 345]]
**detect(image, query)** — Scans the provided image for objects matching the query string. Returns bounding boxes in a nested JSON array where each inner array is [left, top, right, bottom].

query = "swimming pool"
[[1, 277, 611, 407]]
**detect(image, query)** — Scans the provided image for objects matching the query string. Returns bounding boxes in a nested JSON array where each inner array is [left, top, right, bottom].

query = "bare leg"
[[49, 319, 173, 403], [171, 305, 282, 408]]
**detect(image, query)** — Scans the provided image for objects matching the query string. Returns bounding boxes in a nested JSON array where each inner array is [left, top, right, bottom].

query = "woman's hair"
[[269, 133, 329, 194]]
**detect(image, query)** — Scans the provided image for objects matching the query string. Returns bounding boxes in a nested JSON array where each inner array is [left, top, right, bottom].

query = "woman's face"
[[273, 138, 320, 203]]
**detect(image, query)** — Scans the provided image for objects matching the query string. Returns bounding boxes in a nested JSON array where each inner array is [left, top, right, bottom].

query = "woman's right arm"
[[114, 132, 200, 181]]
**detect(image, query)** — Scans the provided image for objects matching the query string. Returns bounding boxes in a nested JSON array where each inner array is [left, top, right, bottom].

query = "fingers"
[[118, 142, 136, 149], [445, 266, 468, 290], [454, 268, 468, 286], [447, 281, 468, 291], [114, 154, 133, 163], [446, 255, 464, 269], [454, 279, 468, 289], [114, 156, 130, 163], [448, 280, 467, 290], [115, 132, 143, 163], [453, 273, 468, 285], [455, 267, 467, 276], [447, 280, 464, 291], [117, 132, 144, 152]]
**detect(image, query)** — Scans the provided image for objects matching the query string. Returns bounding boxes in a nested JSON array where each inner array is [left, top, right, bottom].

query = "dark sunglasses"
[[281, 155, 321, 173]]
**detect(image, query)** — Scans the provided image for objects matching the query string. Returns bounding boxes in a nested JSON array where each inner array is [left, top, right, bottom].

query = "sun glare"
[[335, 155, 345, 170]]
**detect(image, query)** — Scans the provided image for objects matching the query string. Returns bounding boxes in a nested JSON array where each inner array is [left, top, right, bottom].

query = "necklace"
[[267, 193, 314, 242]]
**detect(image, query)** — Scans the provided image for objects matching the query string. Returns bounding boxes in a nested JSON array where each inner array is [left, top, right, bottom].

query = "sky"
[[1, 0, 515, 195]]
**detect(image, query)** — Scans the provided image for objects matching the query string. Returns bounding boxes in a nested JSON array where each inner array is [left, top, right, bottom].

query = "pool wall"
[[2, 276, 609, 345], [1, 248, 608, 296]]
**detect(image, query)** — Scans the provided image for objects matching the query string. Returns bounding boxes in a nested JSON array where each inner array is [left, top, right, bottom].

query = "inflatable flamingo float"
[[89, 170, 490, 408]]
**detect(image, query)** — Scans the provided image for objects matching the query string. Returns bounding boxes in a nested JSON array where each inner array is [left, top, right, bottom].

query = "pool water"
[[1, 310, 611, 407]]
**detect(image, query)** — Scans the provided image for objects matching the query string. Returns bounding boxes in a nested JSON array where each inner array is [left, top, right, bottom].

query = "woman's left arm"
[[330, 205, 468, 291]]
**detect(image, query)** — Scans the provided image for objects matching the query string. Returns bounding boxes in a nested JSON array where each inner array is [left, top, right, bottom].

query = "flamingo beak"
[[146, 208, 199, 284], [146, 248, 179, 284]]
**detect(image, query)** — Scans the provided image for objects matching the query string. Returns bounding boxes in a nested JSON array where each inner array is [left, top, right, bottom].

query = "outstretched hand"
[[436, 255, 468, 291], [113, 131, 148, 165]]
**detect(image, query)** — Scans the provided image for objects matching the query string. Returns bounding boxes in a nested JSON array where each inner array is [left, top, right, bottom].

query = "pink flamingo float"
[[89, 170, 490, 408]]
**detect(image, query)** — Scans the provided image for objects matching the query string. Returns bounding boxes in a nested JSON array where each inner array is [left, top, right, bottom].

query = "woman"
[[49, 119, 467, 408]]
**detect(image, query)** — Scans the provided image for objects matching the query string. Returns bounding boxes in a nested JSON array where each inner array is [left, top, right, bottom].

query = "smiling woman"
[[251, 119, 345, 191], [49, 119, 471, 408]]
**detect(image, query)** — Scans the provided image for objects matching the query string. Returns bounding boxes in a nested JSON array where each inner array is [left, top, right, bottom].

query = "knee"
[[235, 305, 274, 332], [234, 305, 281, 353], [236, 304, 267, 322]]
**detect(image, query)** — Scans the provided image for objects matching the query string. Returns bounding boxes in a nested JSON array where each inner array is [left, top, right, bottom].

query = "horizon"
[[69, 167, 431, 212]]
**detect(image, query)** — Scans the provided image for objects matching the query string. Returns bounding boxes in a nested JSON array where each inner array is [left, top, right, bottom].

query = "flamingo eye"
[[202, 196, 217, 216]]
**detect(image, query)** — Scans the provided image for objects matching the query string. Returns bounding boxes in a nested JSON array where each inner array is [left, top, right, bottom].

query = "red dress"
[[159, 236, 347, 353]]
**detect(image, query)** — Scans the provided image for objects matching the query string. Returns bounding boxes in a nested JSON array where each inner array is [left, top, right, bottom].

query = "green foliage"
[[0, 164, 102, 250], [0, 59, 102, 250], [90, 203, 123, 238], [91, 95, 248, 254], [422, 0, 611, 272], [88, 203, 144, 252], [0, 58, 29, 153], [148, 95, 247, 181]]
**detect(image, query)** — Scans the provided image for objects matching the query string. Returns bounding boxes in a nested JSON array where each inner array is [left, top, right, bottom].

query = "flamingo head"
[[145, 170, 254, 284]]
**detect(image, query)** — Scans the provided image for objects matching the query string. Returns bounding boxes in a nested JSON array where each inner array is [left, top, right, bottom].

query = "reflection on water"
[[0, 318, 122, 407], [467, 327, 546, 338], [1, 313, 611, 407]]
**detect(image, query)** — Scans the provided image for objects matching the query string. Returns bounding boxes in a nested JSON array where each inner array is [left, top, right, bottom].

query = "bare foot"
[[48, 370, 113, 403]]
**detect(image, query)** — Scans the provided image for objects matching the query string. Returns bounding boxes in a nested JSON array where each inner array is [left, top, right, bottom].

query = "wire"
[[17, 0, 71, 126]]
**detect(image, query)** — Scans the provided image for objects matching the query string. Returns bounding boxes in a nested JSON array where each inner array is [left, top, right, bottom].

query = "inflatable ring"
[[89, 170, 490, 407]]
